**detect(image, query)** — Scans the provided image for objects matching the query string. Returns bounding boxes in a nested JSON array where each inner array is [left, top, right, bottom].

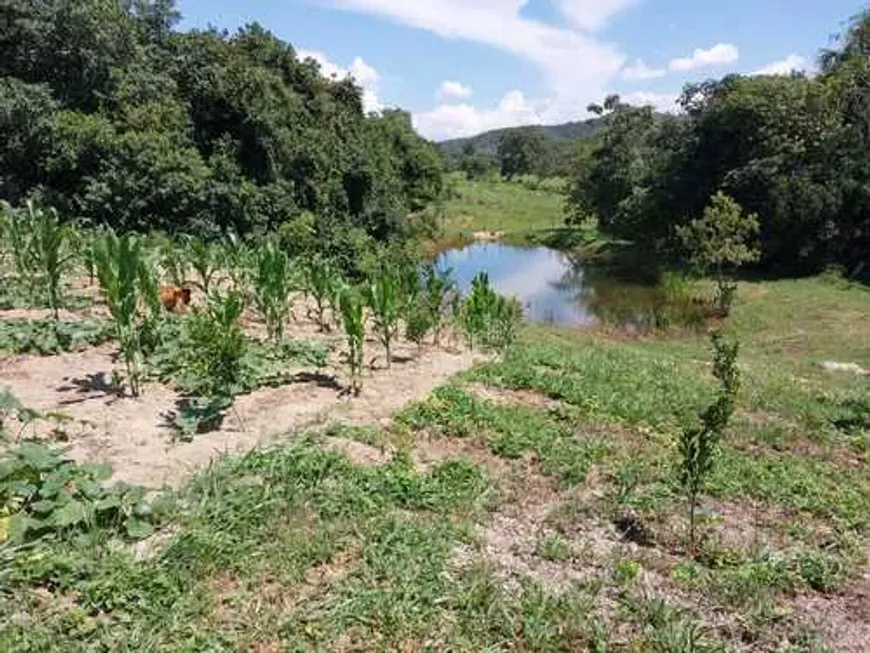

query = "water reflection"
[[437, 243, 680, 329]]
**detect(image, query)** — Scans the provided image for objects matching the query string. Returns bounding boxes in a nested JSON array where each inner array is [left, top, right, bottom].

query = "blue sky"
[[177, 0, 867, 140]]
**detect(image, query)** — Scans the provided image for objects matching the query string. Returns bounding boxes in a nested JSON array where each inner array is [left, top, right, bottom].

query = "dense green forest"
[[568, 10, 870, 277], [2, 1, 868, 280], [0, 0, 443, 255]]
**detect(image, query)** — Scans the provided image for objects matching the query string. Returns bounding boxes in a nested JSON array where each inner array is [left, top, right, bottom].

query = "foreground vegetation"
[[1, 273, 867, 651]]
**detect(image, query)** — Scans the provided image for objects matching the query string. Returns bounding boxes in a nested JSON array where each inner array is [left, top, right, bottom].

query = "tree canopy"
[[568, 9, 870, 277], [0, 0, 443, 243]]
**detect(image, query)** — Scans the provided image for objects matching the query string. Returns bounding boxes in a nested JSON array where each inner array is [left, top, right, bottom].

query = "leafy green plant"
[[184, 235, 222, 295], [339, 288, 365, 395], [365, 269, 403, 369], [93, 232, 160, 397], [253, 243, 293, 341], [186, 292, 246, 397], [0, 442, 156, 544], [677, 192, 761, 316], [0, 318, 113, 355], [303, 256, 340, 331], [167, 292, 246, 438], [677, 331, 741, 554], [0, 388, 41, 444]]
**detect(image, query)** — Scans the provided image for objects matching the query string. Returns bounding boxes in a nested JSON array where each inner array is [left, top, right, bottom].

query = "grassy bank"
[[439, 174, 569, 245], [3, 274, 868, 651]]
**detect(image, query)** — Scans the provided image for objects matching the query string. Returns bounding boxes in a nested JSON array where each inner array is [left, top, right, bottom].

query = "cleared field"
[[3, 274, 867, 651]]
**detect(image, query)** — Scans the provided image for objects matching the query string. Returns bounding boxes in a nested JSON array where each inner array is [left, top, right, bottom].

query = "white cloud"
[[297, 48, 383, 113], [752, 54, 807, 76], [414, 90, 543, 140], [620, 91, 680, 113], [556, 0, 639, 31], [322, 0, 629, 130], [669, 43, 739, 71], [437, 80, 473, 100], [621, 58, 665, 81]]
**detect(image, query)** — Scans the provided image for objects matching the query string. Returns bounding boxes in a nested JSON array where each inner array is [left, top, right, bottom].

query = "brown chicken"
[[160, 285, 192, 312]]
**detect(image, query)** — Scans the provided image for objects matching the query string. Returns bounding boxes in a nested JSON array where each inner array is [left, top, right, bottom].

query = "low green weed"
[[0, 318, 113, 355], [398, 385, 608, 485]]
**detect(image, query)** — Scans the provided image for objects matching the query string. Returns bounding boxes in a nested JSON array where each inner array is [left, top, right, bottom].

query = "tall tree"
[[497, 127, 547, 179]]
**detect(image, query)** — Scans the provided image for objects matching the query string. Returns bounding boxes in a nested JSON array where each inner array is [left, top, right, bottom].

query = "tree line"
[[568, 10, 870, 277], [0, 0, 444, 259]]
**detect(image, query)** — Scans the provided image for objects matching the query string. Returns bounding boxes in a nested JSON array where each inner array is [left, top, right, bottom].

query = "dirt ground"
[[0, 298, 480, 488]]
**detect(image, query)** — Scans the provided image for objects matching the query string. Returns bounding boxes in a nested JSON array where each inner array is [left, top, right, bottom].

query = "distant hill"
[[438, 119, 604, 156]]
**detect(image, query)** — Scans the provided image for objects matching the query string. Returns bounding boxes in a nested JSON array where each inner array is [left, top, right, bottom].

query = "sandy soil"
[[0, 320, 479, 488]]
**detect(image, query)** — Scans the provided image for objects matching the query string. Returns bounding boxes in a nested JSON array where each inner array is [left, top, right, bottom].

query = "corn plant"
[[339, 288, 365, 396], [253, 243, 292, 341], [405, 300, 433, 352], [171, 292, 248, 439], [186, 291, 246, 398], [93, 232, 159, 397], [677, 331, 741, 554], [184, 235, 221, 294], [158, 238, 189, 288], [423, 265, 456, 346], [2, 201, 32, 284], [303, 256, 339, 331], [0, 202, 11, 271], [26, 201, 76, 321], [459, 272, 498, 350], [365, 269, 402, 369], [71, 226, 99, 287], [488, 295, 524, 351], [221, 231, 253, 295]]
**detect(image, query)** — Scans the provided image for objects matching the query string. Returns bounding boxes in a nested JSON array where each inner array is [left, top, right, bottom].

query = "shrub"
[[677, 331, 741, 554]]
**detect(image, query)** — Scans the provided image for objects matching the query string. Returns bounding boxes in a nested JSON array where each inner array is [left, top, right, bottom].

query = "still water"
[[437, 242, 669, 328]]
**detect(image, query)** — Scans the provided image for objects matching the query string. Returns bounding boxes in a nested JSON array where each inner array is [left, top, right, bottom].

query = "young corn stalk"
[[339, 288, 365, 396], [253, 243, 292, 341], [405, 300, 433, 353], [221, 231, 253, 295], [158, 238, 190, 289], [303, 256, 338, 331], [184, 235, 222, 295], [93, 232, 159, 397], [26, 202, 75, 321], [487, 295, 524, 351], [677, 331, 741, 555], [422, 265, 456, 346], [459, 272, 498, 350], [365, 269, 402, 370], [2, 201, 33, 287]]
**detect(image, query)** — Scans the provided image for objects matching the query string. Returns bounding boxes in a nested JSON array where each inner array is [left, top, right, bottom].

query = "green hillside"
[[439, 119, 604, 156]]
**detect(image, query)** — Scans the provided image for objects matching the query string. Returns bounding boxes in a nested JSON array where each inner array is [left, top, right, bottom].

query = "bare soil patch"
[[0, 335, 478, 488]]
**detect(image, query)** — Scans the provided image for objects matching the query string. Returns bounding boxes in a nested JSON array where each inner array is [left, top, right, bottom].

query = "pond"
[[437, 242, 694, 329]]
